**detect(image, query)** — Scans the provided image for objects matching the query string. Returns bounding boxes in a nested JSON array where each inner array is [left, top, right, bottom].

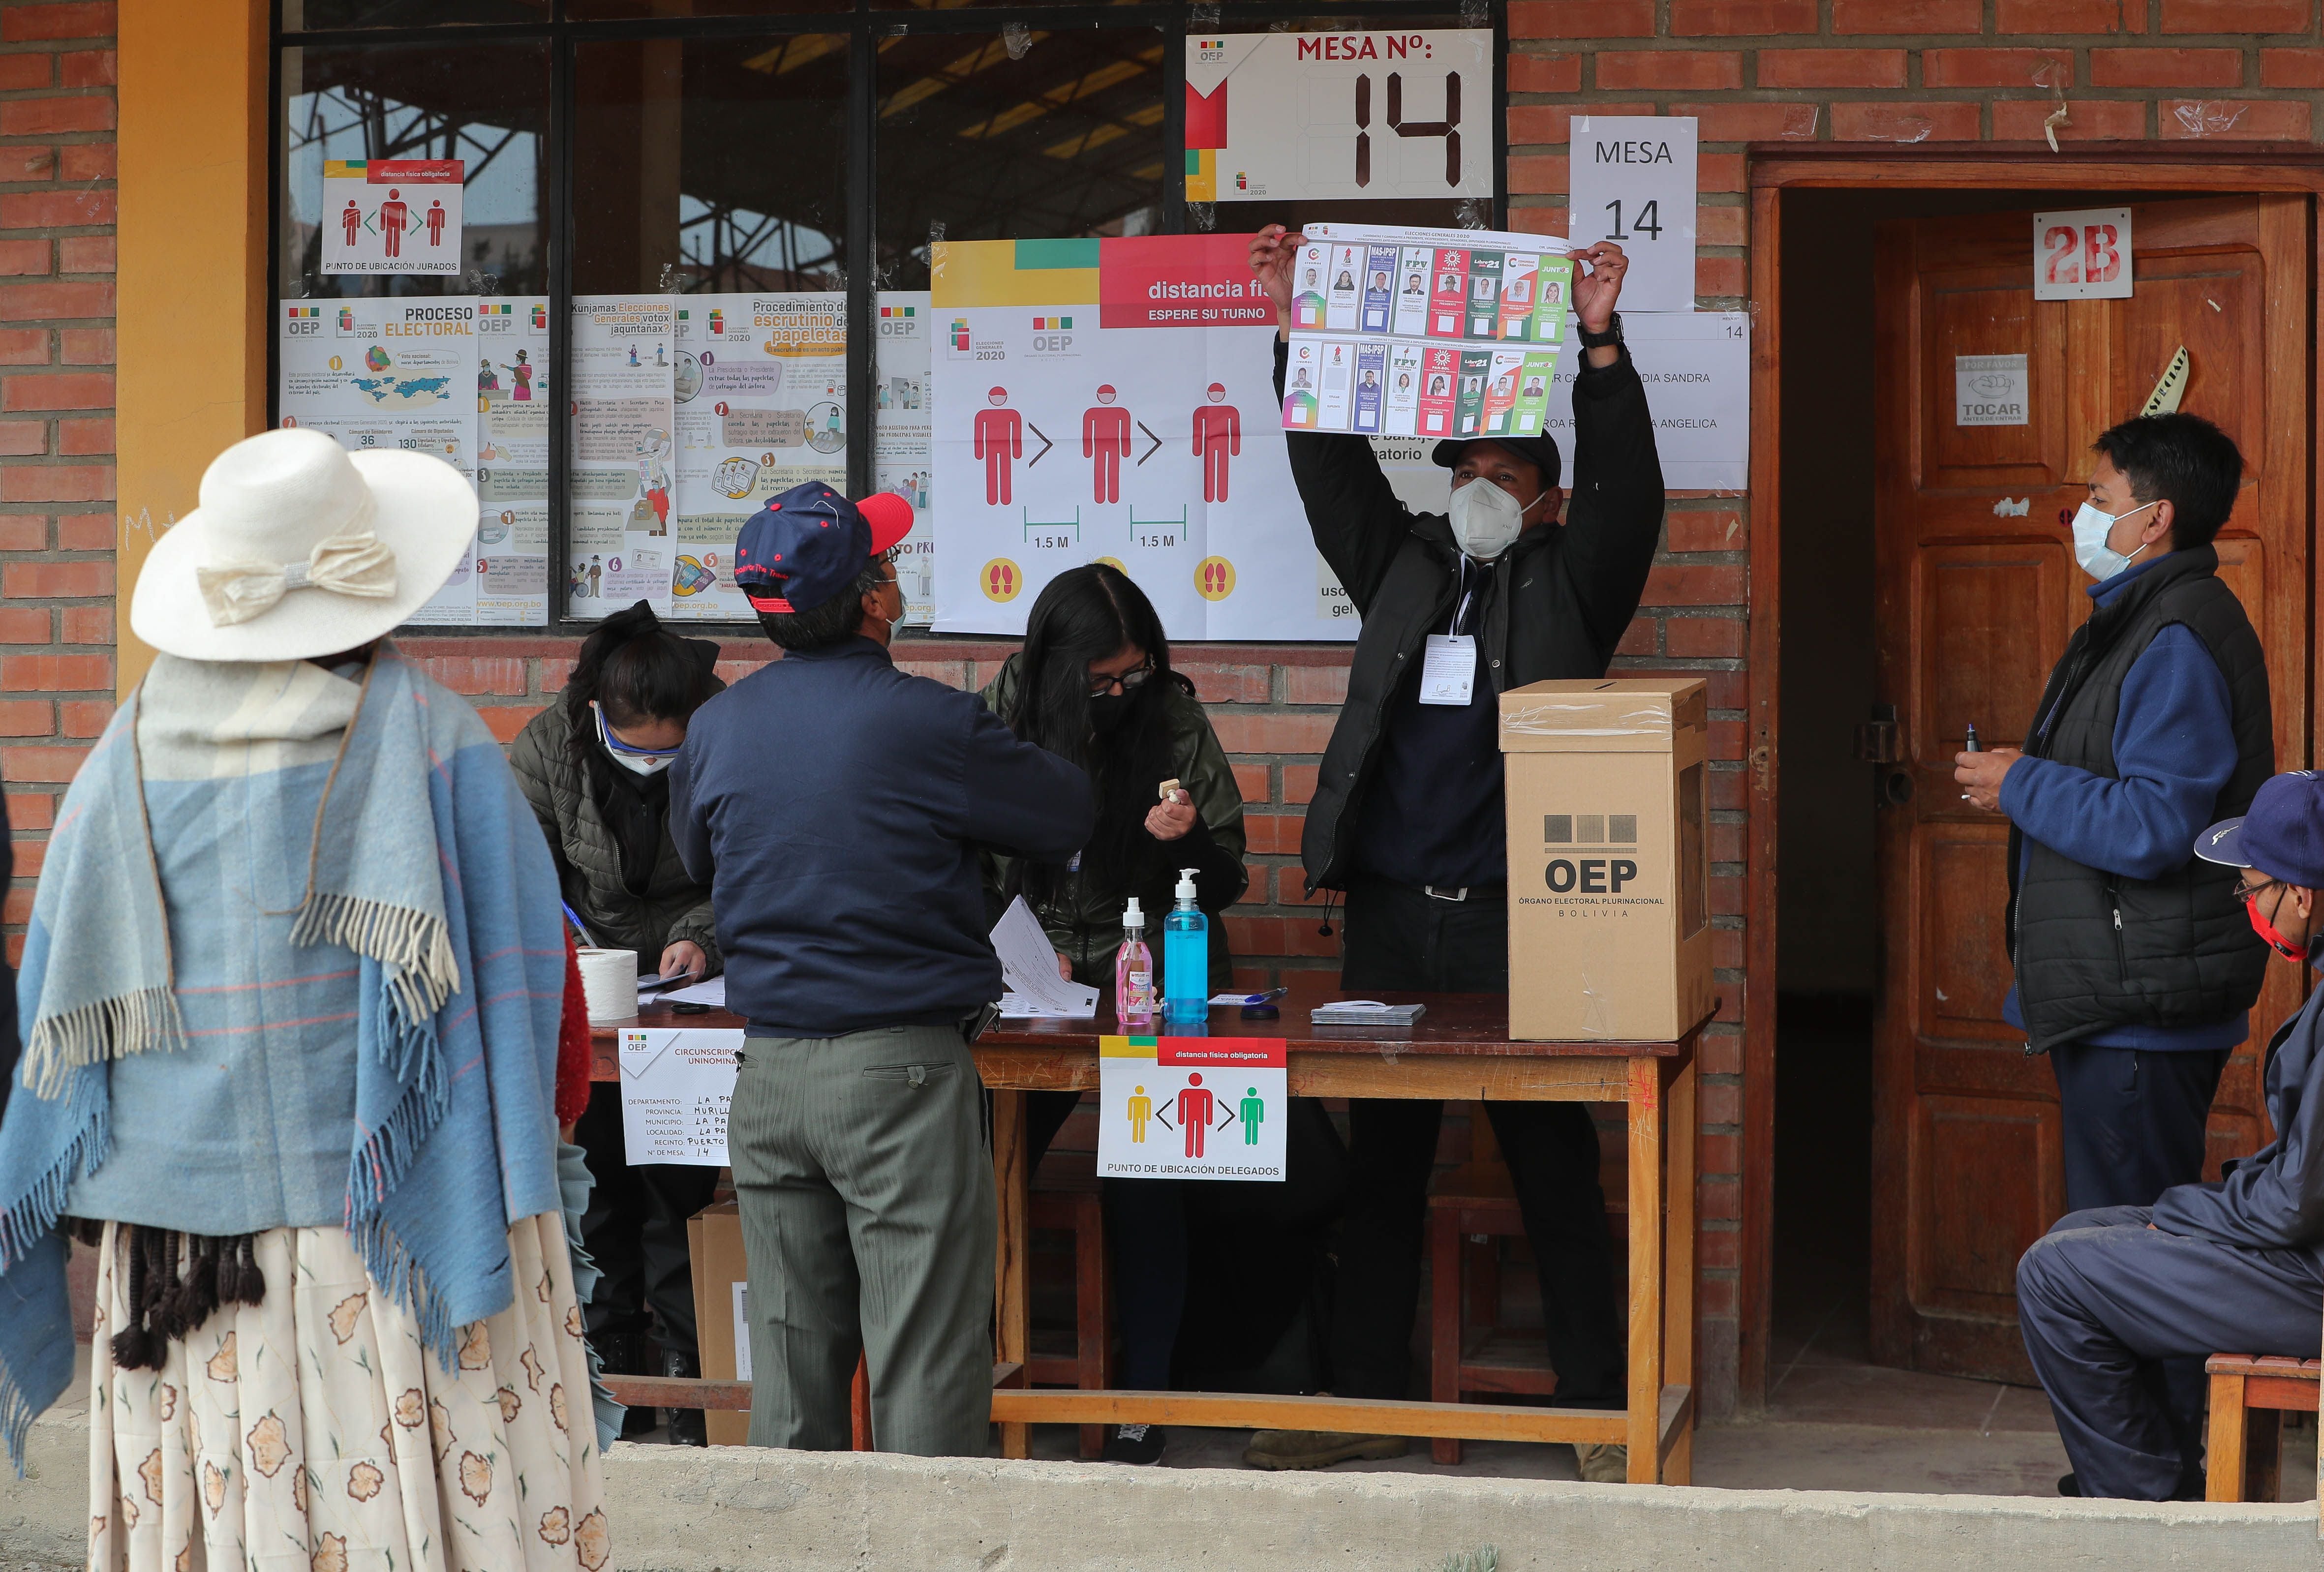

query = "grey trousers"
[[729, 1023, 997, 1456]]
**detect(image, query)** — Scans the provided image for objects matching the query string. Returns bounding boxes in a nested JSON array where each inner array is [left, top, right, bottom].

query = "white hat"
[[130, 428, 477, 663]]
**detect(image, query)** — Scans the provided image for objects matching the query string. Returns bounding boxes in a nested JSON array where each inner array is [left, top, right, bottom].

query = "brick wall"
[[0, 0, 113, 959]]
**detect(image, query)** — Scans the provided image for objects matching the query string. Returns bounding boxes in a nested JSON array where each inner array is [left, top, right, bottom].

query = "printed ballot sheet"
[[569, 297, 677, 615], [1284, 220, 1570, 441], [1099, 1035, 1287, 1181], [618, 1028, 743, 1166], [992, 895, 1100, 1018]]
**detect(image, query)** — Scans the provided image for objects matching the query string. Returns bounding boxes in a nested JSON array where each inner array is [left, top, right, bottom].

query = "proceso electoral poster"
[[930, 235, 1355, 642], [569, 297, 676, 614]]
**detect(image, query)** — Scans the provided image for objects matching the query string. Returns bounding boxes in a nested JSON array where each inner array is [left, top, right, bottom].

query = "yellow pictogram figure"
[[1127, 1085, 1153, 1144]]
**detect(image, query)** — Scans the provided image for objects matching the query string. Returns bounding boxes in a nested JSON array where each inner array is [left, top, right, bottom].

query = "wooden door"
[[1867, 197, 2311, 1383]]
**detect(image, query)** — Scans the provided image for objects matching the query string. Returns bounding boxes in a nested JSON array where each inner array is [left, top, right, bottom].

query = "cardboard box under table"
[[1499, 678, 1713, 1043], [689, 1202, 750, 1447]]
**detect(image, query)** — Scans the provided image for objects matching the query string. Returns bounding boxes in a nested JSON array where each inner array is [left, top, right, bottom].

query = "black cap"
[[1430, 432, 1563, 490]]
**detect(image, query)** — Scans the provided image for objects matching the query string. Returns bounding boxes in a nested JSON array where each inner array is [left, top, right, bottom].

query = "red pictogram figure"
[[340, 199, 363, 248], [1191, 383, 1241, 503], [425, 198, 447, 248], [378, 188, 408, 259], [974, 387, 1022, 505], [1082, 385, 1131, 503], [1177, 1073, 1215, 1159]]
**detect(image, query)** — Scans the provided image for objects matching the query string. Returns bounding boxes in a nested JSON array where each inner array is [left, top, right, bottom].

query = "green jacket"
[[979, 654, 1247, 991], [510, 699, 721, 974]]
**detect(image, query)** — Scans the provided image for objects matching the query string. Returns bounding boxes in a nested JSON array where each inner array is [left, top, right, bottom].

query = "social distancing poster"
[[930, 235, 1358, 641], [1097, 1035, 1288, 1182]]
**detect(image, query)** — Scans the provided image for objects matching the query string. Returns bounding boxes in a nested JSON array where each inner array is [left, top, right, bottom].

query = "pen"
[[1236, 986, 1290, 1005], [560, 902, 596, 950]]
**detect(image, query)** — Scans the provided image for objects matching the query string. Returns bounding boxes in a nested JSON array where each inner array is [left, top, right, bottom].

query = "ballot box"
[[688, 1201, 751, 1446], [1499, 678, 1713, 1042]]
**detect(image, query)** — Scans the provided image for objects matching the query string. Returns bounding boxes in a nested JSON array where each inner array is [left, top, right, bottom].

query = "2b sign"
[[2033, 208, 2133, 301]]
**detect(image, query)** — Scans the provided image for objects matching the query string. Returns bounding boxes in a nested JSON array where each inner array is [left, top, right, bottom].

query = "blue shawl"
[[0, 649, 567, 1468]]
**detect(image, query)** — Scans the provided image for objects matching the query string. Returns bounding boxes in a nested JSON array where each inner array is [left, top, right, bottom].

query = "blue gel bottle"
[[1162, 866, 1208, 1028]]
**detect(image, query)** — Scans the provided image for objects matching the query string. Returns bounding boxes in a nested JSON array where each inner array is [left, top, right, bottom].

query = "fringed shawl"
[[0, 648, 567, 1469]]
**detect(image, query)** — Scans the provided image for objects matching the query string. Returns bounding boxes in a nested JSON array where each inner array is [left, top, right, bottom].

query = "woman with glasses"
[[510, 599, 723, 1446], [981, 563, 1248, 1464]]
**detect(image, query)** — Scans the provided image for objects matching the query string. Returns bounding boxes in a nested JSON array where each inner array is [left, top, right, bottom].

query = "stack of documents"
[[1310, 1000, 1427, 1026], [991, 896, 1101, 1019]]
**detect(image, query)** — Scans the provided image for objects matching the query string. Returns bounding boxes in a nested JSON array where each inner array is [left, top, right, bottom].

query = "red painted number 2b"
[[2042, 222, 2122, 288]]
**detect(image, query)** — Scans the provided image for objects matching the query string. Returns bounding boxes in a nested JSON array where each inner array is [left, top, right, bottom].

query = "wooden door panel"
[[1916, 539, 2076, 759], [1918, 266, 2071, 491], [1912, 1093, 2061, 1312], [2115, 263, 2265, 470], [1919, 828, 2015, 1038]]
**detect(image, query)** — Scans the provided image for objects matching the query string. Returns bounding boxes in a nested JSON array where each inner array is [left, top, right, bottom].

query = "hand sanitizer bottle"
[[1116, 898, 1155, 1028], [1162, 868, 1208, 1027]]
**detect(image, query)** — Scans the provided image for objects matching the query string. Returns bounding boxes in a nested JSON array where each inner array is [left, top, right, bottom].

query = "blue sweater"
[[672, 638, 1094, 1038], [2002, 554, 2246, 1052]]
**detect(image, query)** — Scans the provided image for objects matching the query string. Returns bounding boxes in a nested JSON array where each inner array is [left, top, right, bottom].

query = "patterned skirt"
[[85, 1214, 609, 1572]]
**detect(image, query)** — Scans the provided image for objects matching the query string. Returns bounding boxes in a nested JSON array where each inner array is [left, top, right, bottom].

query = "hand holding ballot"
[[1248, 223, 1307, 340]]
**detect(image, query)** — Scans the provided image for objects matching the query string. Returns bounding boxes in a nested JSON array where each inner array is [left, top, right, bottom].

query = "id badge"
[[1419, 633, 1476, 706]]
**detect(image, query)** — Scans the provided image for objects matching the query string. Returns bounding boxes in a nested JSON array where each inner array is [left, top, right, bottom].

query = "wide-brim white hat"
[[131, 427, 477, 663]]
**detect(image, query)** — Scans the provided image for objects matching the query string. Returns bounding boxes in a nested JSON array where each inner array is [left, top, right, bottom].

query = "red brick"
[[1509, 0, 1653, 37], [2, 371, 110, 411], [1696, 255, 1745, 298], [2, 558, 109, 598], [1995, 98, 2148, 140], [1509, 154, 1568, 195], [2092, 47, 2242, 87], [1274, 869, 1329, 906], [1675, 101, 1821, 142], [0, 146, 52, 181], [1644, 563, 1746, 606], [1666, 511, 1745, 552], [0, 240, 49, 279], [57, 237, 111, 274], [1, 2, 113, 40], [1507, 52, 1581, 93], [1283, 764, 1318, 805], [0, 96, 112, 136], [60, 604, 108, 643], [1222, 915, 1339, 960], [0, 744, 88, 783], [1615, 617, 1657, 656], [1712, 928, 1746, 971], [1666, 616, 1746, 657], [1834, 0, 1981, 28], [1700, 1080, 1743, 1125], [1698, 1033, 1744, 1077], [56, 511, 107, 549], [0, 328, 44, 364], [1596, 51, 1743, 91], [0, 515, 41, 547], [2161, 0, 2309, 30], [0, 463, 108, 502], [1286, 664, 1348, 705], [1210, 711, 1337, 755], [57, 328, 107, 364], [2262, 47, 2324, 87], [1508, 203, 1567, 235], [1177, 661, 1269, 703], [1756, 48, 1907, 88], [1923, 48, 2074, 88], [1667, 0, 1816, 33], [1699, 153, 1746, 192], [0, 423, 43, 457], [58, 142, 113, 182], [0, 607, 47, 643], [59, 47, 114, 87], [1829, 100, 1982, 142], [60, 699, 110, 737], [57, 416, 108, 454], [1243, 812, 1305, 855], [7, 790, 54, 830], [1695, 205, 1747, 248], [1230, 763, 1269, 803], [0, 281, 110, 321], [0, 190, 115, 231], [1699, 1274, 1740, 1317], [3, 654, 110, 692], [0, 54, 50, 89], [417, 656, 528, 697], [2164, 97, 2310, 137], [2000, 0, 2139, 26], [1711, 820, 1745, 864], [480, 705, 541, 744], [0, 700, 50, 736]]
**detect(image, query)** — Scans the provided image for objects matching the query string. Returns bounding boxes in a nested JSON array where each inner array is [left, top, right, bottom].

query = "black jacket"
[[2152, 974, 2324, 1263], [671, 637, 1095, 1038], [2007, 546, 2273, 1052], [1273, 339, 1667, 891]]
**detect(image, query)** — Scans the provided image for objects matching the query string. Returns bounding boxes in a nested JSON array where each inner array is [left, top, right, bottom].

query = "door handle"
[[1880, 769, 1915, 808], [1854, 703, 1902, 764]]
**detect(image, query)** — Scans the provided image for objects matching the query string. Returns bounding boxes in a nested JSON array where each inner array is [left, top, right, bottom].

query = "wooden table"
[[591, 978, 1704, 1484]]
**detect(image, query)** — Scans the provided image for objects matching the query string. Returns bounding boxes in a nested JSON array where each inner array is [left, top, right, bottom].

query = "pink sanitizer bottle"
[[1116, 897, 1156, 1028]]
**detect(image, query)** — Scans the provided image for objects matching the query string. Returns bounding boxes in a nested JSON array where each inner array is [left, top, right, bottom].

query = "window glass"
[[876, 26, 1166, 292], [566, 0, 844, 17], [281, 0, 547, 30]]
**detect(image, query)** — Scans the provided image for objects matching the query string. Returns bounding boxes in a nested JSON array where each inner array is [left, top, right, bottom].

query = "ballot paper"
[[991, 895, 1101, 1018], [617, 1028, 742, 1165], [643, 974, 727, 1009]]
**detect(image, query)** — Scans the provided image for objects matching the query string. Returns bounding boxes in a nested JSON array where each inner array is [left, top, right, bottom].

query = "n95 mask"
[[1448, 477, 1524, 561]]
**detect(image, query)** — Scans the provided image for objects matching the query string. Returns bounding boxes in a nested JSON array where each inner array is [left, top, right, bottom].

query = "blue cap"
[[733, 481, 913, 616], [2195, 771, 2324, 887]]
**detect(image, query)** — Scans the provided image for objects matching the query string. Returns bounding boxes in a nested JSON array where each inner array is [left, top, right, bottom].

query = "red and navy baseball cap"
[[733, 481, 914, 616], [2196, 770, 2324, 887]]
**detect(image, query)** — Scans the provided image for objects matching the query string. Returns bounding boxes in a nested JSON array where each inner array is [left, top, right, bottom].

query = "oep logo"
[[1194, 556, 1236, 601], [981, 558, 1023, 603]]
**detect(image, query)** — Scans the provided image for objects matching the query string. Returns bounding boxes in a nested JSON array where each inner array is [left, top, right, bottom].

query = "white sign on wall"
[[1564, 117, 1699, 314], [1955, 353, 2030, 427], [322, 159, 464, 276], [1538, 309, 1750, 491], [2033, 208, 2133, 301], [1185, 30, 1494, 204]]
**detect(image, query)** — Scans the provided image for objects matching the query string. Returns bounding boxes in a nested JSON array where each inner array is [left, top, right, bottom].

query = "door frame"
[[1741, 145, 2324, 1412]]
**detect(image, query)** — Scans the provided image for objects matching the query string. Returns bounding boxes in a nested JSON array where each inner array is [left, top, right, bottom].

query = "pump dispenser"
[[1116, 897, 1155, 1028], [1162, 869, 1208, 1026]]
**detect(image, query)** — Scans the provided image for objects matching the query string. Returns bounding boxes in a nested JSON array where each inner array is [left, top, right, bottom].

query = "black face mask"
[[1088, 692, 1131, 734]]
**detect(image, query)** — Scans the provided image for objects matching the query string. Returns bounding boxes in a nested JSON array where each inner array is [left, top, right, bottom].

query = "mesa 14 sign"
[[2032, 207, 2133, 301], [1185, 30, 1494, 204]]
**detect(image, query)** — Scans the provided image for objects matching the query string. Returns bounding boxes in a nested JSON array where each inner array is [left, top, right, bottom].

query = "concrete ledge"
[[7, 1407, 2319, 1571]]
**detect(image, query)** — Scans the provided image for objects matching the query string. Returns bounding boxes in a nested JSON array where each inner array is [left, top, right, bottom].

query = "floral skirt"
[[85, 1214, 609, 1572]]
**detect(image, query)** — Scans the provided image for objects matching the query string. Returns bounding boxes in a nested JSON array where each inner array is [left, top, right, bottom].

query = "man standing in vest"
[[1956, 412, 2273, 1215]]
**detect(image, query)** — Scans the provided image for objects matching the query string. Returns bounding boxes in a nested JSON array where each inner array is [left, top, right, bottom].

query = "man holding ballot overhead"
[[1245, 226, 1666, 1482]]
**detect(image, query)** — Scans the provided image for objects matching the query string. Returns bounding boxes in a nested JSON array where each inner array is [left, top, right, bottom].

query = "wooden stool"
[[1028, 1150, 1112, 1459], [1426, 1106, 1626, 1465], [2204, 1353, 2318, 1502]]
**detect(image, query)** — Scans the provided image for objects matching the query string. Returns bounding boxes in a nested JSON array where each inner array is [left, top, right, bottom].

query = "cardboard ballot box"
[[688, 1201, 751, 1446], [1499, 678, 1712, 1042]]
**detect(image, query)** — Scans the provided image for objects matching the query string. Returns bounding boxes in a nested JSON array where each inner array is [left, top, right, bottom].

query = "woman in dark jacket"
[[511, 600, 722, 1444]]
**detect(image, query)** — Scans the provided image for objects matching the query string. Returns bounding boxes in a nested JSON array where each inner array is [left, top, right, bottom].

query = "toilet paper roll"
[[578, 947, 639, 1024]]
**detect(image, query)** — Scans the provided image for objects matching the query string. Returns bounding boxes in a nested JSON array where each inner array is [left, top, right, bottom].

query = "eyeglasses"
[[1087, 662, 1154, 697], [2234, 877, 2281, 905]]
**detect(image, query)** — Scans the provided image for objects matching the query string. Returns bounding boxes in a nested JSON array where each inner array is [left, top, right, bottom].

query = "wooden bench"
[[601, 1361, 1026, 1451], [2203, 1353, 2318, 1502]]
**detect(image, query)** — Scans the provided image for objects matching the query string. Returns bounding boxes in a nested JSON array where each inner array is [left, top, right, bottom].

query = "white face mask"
[[592, 701, 677, 777], [2070, 498, 2161, 582], [1447, 476, 1526, 561]]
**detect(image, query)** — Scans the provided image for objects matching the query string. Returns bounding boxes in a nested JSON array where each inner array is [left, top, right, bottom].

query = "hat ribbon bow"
[[196, 530, 399, 627]]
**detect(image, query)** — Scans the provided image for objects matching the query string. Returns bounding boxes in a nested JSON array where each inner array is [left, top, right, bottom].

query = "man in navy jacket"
[[672, 482, 1093, 1457], [2018, 771, 2324, 1500]]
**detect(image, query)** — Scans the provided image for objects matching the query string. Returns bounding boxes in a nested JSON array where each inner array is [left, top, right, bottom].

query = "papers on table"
[[1310, 999, 1428, 1025], [991, 896, 1101, 1019], [638, 973, 726, 1009]]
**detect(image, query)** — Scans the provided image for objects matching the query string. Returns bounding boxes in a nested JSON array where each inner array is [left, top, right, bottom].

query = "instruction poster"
[[1097, 1035, 1287, 1181], [875, 292, 935, 625], [322, 159, 464, 277], [930, 234, 1354, 641], [617, 1028, 743, 1167], [569, 297, 676, 615], [474, 297, 550, 624], [671, 293, 848, 622]]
